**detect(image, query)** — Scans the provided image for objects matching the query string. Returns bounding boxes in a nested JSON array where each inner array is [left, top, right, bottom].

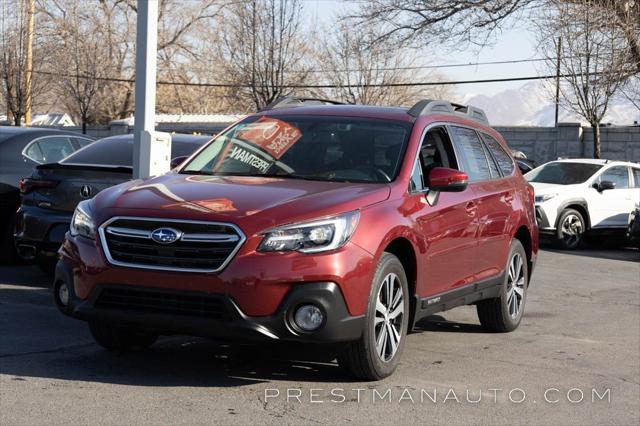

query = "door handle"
[[465, 201, 477, 216]]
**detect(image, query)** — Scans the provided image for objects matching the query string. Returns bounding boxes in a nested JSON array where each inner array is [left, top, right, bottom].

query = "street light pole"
[[133, 0, 159, 179]]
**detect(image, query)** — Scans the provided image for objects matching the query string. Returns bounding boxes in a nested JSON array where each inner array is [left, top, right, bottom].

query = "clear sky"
[[305, 0, 539, 98]]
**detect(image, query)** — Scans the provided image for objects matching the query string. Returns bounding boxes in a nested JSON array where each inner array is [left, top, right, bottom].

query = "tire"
[[0, 211, 20, 264], [337, 252, 410, 381], [477, 239, 529, 332], [89, 321, 158, 352], [555, 208, 585, 250]]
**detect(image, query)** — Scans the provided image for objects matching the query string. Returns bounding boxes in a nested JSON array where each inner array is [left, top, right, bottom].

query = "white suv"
[[525, 159, 640, 249]]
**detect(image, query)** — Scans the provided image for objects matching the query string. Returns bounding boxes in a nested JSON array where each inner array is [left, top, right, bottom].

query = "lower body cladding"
[[54, 261, 365, 343]]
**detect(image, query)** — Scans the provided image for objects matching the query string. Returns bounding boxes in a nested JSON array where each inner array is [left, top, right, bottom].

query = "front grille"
[[100, 217, 245, 272], [95, 287, 230, 320]]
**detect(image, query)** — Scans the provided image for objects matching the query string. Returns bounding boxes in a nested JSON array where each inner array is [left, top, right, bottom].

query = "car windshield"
[[181, 115, 412, 183], [525, 162, 602, 185]]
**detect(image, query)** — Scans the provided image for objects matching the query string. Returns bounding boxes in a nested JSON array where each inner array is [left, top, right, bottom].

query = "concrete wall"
[[39, 121, 640, 164], [496, 123, 640, 164]]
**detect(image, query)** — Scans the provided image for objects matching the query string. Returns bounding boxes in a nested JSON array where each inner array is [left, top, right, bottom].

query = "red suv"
[[54, 98, 538, 380]]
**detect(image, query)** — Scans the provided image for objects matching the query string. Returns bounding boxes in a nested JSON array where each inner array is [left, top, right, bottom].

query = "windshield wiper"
[[179, 170, 214, 175]]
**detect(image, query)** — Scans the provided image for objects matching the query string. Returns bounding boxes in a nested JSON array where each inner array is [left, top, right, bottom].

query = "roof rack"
[[259, 96, 344, 112], [407, 99, 490, 125]]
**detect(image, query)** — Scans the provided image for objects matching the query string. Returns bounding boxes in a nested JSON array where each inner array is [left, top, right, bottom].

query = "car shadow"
[[0, 264, 51, 288], [0, 334, 360, 387], [412, 315, 485, 334]]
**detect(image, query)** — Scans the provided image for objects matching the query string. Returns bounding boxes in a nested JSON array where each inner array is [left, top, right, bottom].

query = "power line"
[[31, 69, 574, 88], [296, 57, 554, 73]]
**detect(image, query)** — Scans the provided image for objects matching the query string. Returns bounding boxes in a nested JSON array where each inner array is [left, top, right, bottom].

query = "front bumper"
[[55, 260, 365, 343], [14, 205, 71, 259]]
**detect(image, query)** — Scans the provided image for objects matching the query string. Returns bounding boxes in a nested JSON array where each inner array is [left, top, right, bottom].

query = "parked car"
[[14, 133, 210, 273], [511, 150, 538, 174], [54, 97, 538, 380], [526, 159, 640, 249], [628, 203, 640, 248], [0, 127, 95, 262]]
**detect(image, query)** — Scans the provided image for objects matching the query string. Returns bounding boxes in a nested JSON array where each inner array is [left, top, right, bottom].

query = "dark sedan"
[[14, 133, 210, 273], [0, 127, 95, 262]]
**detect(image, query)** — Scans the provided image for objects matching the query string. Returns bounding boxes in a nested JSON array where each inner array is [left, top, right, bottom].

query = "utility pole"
[[133, 0, 159, 179], [554, 36, 562, 127], [24, 0, 34, 126]]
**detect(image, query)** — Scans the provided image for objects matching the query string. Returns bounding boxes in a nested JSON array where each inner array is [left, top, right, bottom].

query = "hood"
[[529, 181, 584, 195], [93, 173, 391, 234]]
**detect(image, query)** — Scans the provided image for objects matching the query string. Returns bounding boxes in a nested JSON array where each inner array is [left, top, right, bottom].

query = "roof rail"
[[407, 99, 490, 125], [259, 96, 344, 112]]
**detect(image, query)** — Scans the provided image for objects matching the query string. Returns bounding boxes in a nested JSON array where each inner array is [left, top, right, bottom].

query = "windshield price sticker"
[[237, 117, 302, 159]]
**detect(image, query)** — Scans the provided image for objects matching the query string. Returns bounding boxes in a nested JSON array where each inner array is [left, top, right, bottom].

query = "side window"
[[24, 142, 45, 163], [481, 133, 514, 175], [410, 127, 459, 191], [632, 168, 640, 188], [72, 137, 94, 148], [480, 141, 500, 178], [450, 126, 492, 182], [599, 166, 630, 189], [37, 136, 75, 163]]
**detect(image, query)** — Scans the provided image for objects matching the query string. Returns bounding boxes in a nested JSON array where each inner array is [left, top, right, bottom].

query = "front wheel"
[[337, 252, 409, 380], [556, 208, 585, 250], [477, 239, 529, 332]]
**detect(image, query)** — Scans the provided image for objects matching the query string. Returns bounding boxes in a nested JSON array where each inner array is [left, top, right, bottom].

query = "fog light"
[[294, 305, 324, 331]]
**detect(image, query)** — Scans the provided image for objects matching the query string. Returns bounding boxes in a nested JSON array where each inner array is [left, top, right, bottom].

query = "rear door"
[[449, 126, 512, 284]]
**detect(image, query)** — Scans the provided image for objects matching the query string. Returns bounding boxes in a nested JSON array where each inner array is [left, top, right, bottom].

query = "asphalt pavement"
[[1, 248, 639, 425]]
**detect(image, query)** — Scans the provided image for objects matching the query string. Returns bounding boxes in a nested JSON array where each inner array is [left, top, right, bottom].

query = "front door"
[[588, 166, 636, 228]]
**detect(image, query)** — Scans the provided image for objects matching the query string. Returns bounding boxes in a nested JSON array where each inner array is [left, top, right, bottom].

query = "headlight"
[[70, 200, 96, 240], [535, 193, 557, 203], [258, 211, 360, 253]]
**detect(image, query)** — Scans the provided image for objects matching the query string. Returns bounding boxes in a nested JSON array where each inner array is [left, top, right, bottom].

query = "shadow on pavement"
[[413, 314, 485, 334], [541, 246, 639, 262]]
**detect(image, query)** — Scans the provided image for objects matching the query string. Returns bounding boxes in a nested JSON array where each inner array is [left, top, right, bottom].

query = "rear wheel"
[[556, 208, 585, 250], [89, 321, 158, 352], [477, 239, 528, 332], [337, 252, 409, 380]]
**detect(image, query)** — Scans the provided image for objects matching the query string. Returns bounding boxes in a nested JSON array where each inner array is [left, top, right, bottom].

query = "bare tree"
[[352, 1, 639, 73], [1, 0, 50, 125], [218, 0, 312, 110], [317, 22, 451, 105], [538, 0, 630, 158]]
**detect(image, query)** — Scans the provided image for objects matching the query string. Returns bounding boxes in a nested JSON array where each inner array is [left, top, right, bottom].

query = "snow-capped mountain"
[[460, 82, 639, 126]]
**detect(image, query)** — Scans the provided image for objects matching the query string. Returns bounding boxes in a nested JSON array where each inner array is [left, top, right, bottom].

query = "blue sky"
[[305, 0, 538, 98]]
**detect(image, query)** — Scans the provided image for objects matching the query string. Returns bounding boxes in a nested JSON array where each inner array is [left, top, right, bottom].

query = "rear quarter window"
[[481, 133, 514, 175]]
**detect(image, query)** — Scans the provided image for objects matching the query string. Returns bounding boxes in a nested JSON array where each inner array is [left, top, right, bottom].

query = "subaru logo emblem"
[[80, 185, 92, 198], [150, 228, 182, 244]]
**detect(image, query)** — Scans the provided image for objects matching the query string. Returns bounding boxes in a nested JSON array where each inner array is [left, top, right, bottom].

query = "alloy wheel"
[[58, 282, 69, 307], [561, 214, 583, 247], [506, 253, 525, 319], [374, 272, 404, 362]]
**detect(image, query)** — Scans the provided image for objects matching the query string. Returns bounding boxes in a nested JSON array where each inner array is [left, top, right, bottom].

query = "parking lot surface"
[[1, 248, 639, 425]]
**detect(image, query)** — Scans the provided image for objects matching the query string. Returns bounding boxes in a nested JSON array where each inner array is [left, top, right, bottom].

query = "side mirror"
[[593, 180, 615, 192], [170, 156, 189, 169], [428, 167, 469, 192]]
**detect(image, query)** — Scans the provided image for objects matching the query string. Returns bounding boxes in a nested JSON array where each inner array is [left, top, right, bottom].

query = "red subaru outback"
[[55, 98, 538, 380]]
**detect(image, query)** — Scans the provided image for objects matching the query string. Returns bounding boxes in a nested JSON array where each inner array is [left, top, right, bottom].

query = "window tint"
[[481, 133, 514, 175], [480, 141, 501, 178], [24, 142, 44, 162], [599, 166, 630, 189], [633, 168, 640, 188], [450, 126, 492, 182], [39, 137, 75, 163]]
